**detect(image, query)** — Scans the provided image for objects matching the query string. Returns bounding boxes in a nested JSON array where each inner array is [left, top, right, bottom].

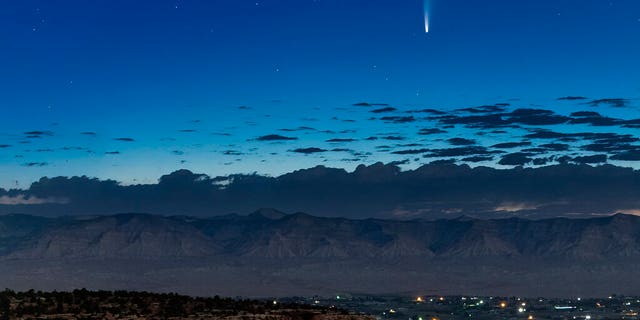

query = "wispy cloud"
[[494, 202, 539, 212], [0, 195, 69, 205]]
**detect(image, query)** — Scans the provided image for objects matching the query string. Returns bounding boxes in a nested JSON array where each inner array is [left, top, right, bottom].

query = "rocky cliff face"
[[2, 210, 640, 297], [7, 210, 640, 259]]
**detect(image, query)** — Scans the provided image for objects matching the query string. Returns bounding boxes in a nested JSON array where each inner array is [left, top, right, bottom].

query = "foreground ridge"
[[0, 289, 368, 320]]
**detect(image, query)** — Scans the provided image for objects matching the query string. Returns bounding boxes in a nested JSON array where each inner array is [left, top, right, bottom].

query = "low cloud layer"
[[0, 195, 68, 205], [2, 163, 640, 219]]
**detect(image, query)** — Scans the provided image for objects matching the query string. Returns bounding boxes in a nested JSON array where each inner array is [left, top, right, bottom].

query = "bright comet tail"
[[423, 0, 430, 33], [424, 13, 429, 33]]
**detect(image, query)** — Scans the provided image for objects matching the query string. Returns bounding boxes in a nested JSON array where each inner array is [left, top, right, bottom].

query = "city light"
[[311, 295, 640, 320]]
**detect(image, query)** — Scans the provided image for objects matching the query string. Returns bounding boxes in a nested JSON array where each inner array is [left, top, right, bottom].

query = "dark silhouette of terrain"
[[0, 289, 364, 320], [1, 210, 640, 297]]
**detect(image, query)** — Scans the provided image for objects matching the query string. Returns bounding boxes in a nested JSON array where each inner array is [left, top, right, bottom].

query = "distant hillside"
[[1, 210, 640, 297], [0, 289, 364, 320]]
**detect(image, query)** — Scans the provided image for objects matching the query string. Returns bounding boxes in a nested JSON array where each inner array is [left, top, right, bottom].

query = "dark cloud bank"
[[2, 163, 640, 219]]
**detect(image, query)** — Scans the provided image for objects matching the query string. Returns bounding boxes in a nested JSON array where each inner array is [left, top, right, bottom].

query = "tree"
[[0, 292, 11, 320]]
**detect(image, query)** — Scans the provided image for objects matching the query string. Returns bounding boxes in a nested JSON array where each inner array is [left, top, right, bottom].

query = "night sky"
[[1, 0, 640, 188]]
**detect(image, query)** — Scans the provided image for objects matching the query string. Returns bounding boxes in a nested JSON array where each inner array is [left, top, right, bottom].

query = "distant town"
[[287, 294, 640, 320]]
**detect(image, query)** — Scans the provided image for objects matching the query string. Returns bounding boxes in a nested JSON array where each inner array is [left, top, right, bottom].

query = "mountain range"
[[1, 209, 640, 297]]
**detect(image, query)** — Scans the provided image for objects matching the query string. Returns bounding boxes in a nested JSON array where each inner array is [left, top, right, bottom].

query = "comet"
[[424, 13, 429, 33], [423, 0, 430, 33]]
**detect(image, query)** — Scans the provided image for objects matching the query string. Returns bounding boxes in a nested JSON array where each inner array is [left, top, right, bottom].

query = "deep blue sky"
[[1, 0, 639, 188]]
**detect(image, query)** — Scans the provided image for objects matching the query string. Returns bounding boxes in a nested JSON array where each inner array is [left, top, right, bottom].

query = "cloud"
[[5, 98, 640, 176], [531, 157, 552, 165], [388, 159, 410, 166], [0, 195, 68, 205], [418, 128, 447, 135], [494, 202, 539, 212], [22, 162, 48, 167], [557, 96, 587, 100], [570, 111, 600, 117], [291, 147, 327, 154], [618, 209, 640, 216], [370, 107, 397, 113], [61, 146, 86, 151], [255, 134, 298, 141], [330, 148, 353, 152], [353, 102, 389, 107], [523, 131, 639, 156], [380, 136, 405, 141], [524, 130, 568, 139], [491, 142, 531, 149], [279, 126, 316, 132], [611, 150, 640, 161], [498, 152, 535, 166], [622, 119, 640, 129], [588, 98, 630, 108], [425, 146, 502, 158], [456, 104, 507, 113], [406, 108, 447, 115], [568, 115, 621, 126], [438, 114, 509, 128], [379, 116, 416, 123], [392, 149, 429, 155], [438, 108, 572, 129], [24, 131, 54, 136], [571, 154, 608, 164], [580, 133, 640, 153], [6, 163, 640, 220], [539, 143, 570, 151], [462, 156, 493, 162], [326, 138, 357, 143], [507, 108, 569, 125]]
